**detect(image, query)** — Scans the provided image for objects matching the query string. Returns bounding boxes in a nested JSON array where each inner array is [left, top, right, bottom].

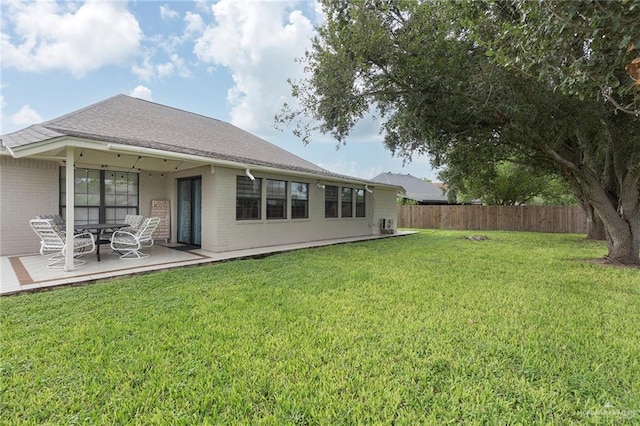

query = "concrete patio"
[[1, 231, 416, 296]]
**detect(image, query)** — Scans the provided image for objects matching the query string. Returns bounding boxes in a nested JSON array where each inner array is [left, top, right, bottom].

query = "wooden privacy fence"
[[398, 205, 588, 234]]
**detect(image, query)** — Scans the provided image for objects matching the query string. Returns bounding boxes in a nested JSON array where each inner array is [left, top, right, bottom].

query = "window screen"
[[291, 182, 309, 219], [236, 176, 262, 220], [341, 187, 353, 218], [325, 185, 338, 218], [355, 189, 366, 217], [266, 179, 287, 219]]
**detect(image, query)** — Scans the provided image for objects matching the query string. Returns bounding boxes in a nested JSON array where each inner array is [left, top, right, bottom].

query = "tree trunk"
[[585, 174, 640, 266], [605, 228, 640, 265], [570, 179, 606, 240], [586, 206, 606, 241]]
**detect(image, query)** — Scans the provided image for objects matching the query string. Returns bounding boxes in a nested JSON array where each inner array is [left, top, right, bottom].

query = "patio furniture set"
[[29, 214, 161, 268]]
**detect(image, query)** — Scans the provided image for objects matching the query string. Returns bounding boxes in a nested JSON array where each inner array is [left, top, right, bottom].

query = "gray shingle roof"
[[2, 94, 345, 178], [371, 173, 448, 203]]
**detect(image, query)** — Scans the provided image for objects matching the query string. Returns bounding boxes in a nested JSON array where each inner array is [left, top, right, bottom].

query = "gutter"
[[105, 143, 401, 190], [5, 135, 402, 191]]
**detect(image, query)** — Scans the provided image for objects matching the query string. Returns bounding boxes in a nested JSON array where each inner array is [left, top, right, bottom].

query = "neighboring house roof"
[[371, 172, 448, 203], [1, 94, 391, 186]]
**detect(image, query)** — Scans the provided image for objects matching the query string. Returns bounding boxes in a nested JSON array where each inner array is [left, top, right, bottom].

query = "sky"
[[0, 0, 439, 180]]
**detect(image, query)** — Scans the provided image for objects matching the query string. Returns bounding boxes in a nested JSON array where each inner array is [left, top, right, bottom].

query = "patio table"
[[75, 223, 127, 261]]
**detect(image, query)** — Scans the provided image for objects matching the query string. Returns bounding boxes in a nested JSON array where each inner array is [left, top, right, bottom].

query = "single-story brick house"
[[0, 95, 401, 267]]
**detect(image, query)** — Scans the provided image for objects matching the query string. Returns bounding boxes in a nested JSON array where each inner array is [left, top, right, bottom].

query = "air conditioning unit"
[[380, 218, 395, 234]]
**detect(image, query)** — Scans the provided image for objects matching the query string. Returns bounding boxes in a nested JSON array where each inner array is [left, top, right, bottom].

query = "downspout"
[[65, 147, 75, 271], [245, 168, 255, 181], [371, 187, 377, 235]]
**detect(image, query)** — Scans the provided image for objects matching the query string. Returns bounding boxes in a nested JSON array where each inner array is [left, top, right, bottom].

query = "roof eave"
[[7, 136, 109, 158], [7, 135, 402, 190], [106, 142, 401, 189]]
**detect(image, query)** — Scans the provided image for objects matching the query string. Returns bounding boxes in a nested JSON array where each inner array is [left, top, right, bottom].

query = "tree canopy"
[[440, 161, 576, 206], [476, 0, 640, 115], [278, 0, 640, 265]]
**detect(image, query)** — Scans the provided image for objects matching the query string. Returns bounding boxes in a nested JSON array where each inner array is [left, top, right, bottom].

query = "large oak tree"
[[279, 0, 640, 265]]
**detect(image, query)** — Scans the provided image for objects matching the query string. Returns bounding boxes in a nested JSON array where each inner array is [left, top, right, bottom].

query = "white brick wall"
[[372, 188, 399, 233], [139, 172, 170, 217], [203, 166, 395, 252], [0, 155, 59, 255], [0, 156, 399, 256]]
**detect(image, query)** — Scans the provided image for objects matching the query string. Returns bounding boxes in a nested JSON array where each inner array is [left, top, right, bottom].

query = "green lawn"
[[1, 231, 639, 424]]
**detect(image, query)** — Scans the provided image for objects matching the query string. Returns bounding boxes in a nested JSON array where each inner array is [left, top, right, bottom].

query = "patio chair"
[[110, 217, 160, 260], [121, 214, 145, 233], [100, 214, 145, 241], [35, 214, 84, 238], [29, 219, 95, 268], [35, 214, 66, 236]]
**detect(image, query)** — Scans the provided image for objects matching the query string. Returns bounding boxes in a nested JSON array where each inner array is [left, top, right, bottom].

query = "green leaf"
[[619, 35, 631, 50]]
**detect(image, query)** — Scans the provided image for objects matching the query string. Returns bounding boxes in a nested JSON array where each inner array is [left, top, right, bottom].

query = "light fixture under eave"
[[317, 180, 325, 189]]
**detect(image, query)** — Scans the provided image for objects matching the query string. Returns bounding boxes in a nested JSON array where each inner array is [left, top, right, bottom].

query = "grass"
[[1, 230, 639, 424]]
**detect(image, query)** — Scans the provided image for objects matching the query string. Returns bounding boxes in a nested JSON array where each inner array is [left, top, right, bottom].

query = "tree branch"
[[604, 92, 640, 116], [543, 144, 581, 172]]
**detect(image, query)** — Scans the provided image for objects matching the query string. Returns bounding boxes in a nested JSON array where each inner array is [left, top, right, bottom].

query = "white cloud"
[[10, 105, 43, 127], [194, 0, 213, 15], [156, 61, 175, 79], [184, 12, 205, 38], [131, 56, 155, 81], [130, 85, 153, 101], [1, 0, 142, 78], [193, 0, 316, 134], [130, 8, 200, 82], [132, 52, 191, 81], [160, 4, 179, 21], [169, 54, 191, 78]]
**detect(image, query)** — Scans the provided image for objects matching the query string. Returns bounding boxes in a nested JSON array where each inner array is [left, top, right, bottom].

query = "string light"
[[131, 156, 142, 170], [137, 170, 166, 178]]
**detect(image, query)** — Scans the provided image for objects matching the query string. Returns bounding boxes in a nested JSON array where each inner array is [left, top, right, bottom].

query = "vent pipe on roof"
[[245, 168, 255, 181]]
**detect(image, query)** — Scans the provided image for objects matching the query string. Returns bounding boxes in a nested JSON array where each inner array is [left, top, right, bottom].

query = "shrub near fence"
[[398, 205, 588, 234]]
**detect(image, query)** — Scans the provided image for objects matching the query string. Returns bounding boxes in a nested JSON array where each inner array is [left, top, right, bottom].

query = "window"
[[291, 182, 309, 219], [325, 185, 338, 218], [60, 168, 138, 225], [267, 179, 287, 219], [236, 176, 262, 220], [341, 187, 353, 217], [356, 189, 366, 217], [104, 171, 139, 222]]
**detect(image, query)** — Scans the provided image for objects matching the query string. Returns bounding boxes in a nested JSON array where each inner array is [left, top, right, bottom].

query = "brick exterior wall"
[[0, 157, 399, 256], [372, 189, 399, 233], [0, 155, 59, 255], [205, 166, 393, 252]]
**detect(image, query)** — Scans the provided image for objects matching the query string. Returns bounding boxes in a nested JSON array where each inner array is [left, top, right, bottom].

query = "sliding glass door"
[[177, 177, 202, 246]]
